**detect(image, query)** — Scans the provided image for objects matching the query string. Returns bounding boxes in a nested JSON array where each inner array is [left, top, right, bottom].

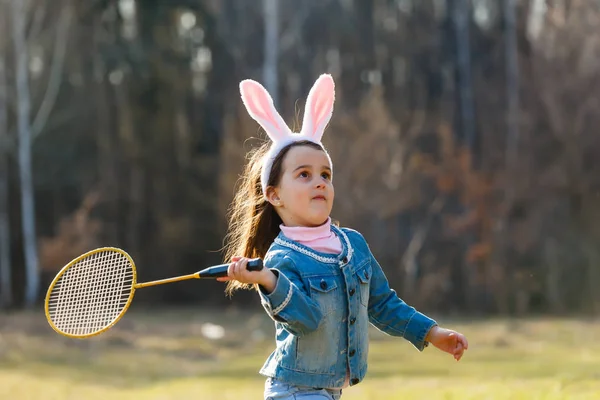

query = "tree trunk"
[[503, 0, 521, 314], [486, 0, 521, 315], [526, 0, 546, 41], [114, 78, 142, 258], [504, 0, 520, 172], [543, 237, 563, 313], [582, 236, 600, 315], [0, 48, 11, 308], [263, 0, 279, 105], [93, 18, 119, 244], [11, 0, 39, 307], [452, 0, 479, 310], [452, 0, 475, 151]]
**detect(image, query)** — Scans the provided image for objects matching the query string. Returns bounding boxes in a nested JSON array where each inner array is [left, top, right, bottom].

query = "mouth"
[[312, 195, 327, 201]]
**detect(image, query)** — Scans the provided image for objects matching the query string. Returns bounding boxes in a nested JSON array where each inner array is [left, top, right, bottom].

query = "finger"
[[227, 262, 236, 278], [216, 276, 232, 282], [454, 334, 465, 349], [454, 343, 464, 361], [453, 345, 462, 358], [455, 347, 464, 361], [231, 256, 242, 262], [447, 332, 458, 348], [231, 260, 242, 279], [233, 258, 249, 280], [461, 335, 469, 350], [454, 341, 463, 354], [236, 258, 250, 279]]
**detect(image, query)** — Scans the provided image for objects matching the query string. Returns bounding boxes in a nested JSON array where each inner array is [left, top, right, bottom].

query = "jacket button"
[[320, 280, 327, 290], [350, 317, 356, 325], [349, 288, 355, 296], [349, 349, 356, 357], [365, 272, 369, 279], [342, 256, 348, 263], [351, 378, 359, 385]]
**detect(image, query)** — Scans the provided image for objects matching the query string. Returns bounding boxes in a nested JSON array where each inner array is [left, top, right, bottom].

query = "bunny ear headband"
[[239, 74, 335, 197]]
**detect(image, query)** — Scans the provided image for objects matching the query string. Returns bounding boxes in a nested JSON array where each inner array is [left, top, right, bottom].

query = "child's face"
[[268, 145, 334, 227]]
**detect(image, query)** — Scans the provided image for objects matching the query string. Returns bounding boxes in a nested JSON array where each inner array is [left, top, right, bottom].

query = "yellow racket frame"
[[44, 247, 138, 339]]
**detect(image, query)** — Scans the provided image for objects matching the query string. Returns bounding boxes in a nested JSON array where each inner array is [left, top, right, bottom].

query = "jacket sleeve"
[[363, 241, 437, 351], [257, 252, 323, 337]]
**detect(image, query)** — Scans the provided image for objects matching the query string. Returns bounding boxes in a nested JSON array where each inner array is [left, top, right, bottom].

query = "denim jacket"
[[257, 225, 437, 389]]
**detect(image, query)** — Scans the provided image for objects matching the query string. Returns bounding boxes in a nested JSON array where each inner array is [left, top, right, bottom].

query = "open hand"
[[426, 326, 469, 361]]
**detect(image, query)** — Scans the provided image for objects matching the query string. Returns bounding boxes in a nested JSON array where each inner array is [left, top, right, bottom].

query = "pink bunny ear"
[[240, 80, 291, 142], [300, 74, 335, 142]]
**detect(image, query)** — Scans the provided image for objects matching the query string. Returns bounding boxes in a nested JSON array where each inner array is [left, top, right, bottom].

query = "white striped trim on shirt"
[[272, 284, 293, 315]]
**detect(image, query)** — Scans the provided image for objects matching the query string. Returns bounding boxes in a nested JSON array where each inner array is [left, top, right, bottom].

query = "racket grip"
[[197, 258, 264, 279]]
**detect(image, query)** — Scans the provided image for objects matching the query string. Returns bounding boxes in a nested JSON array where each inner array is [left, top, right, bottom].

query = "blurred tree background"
[[1, 0, 599, 316]]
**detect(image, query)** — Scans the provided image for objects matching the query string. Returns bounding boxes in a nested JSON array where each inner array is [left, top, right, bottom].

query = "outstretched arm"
[[366, 251, 468, 359], [366, 253, 438, 351]]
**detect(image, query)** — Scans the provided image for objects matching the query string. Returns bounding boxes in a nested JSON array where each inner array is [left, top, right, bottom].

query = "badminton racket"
[[44, 247, 263, 339]]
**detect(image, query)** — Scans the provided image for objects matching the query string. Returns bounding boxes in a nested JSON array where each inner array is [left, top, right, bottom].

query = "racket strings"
[[47, 250, 134, 336]]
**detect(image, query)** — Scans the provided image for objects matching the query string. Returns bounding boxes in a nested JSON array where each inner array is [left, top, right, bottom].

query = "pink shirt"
[[279, 217, 342, 255]]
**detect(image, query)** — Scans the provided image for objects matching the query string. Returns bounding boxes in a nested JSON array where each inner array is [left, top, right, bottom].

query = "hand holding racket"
[[44, 247, 263, 339], [216, 256, 278, 292]]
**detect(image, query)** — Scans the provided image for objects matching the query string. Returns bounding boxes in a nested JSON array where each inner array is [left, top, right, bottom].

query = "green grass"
[[2, 307, 600, 399]]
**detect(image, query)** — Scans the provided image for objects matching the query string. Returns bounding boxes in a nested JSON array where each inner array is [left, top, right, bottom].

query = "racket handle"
[[197, 258, 264, 279]]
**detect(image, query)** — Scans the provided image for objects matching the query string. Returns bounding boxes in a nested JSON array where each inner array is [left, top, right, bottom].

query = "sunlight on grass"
[[2, 309, 600, 399]]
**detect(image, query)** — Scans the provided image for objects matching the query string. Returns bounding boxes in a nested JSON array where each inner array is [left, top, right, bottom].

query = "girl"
[[218, 74, 468, 400]]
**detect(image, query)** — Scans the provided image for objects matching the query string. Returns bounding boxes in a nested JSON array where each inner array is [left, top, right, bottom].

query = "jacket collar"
[[274, 224, 353, 265]]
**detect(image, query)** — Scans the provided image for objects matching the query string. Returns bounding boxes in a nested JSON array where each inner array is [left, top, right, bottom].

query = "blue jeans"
[[264, 377, 343, 400]]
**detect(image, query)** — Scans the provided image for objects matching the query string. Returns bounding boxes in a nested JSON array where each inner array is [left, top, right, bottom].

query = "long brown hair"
[[223, 140, 324, 295]]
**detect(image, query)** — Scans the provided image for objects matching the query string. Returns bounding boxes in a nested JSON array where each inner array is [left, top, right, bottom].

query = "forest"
[[1, 0, 598, 316]]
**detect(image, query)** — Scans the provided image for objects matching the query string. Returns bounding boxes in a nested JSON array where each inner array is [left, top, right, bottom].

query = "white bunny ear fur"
[[300, 74, 335, 142], [239, 79, 292, 142]]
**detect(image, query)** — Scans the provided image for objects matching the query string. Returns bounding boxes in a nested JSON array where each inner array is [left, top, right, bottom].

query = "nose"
[[315, 180, 325, 189]]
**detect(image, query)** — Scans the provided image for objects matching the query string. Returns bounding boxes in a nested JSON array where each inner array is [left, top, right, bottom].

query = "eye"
[[321, 172, 331, 180], [299, 171, 309, 178]]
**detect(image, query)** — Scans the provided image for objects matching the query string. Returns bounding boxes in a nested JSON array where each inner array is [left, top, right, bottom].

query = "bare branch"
[[402, 196, 446, 298]]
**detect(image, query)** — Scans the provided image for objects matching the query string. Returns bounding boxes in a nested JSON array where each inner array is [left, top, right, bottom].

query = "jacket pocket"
[[356, 264, 371, 308], [307, 276, 339, 316]]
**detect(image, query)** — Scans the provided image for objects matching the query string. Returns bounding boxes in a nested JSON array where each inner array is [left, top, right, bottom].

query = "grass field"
[[1, 307, 599, 399]]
